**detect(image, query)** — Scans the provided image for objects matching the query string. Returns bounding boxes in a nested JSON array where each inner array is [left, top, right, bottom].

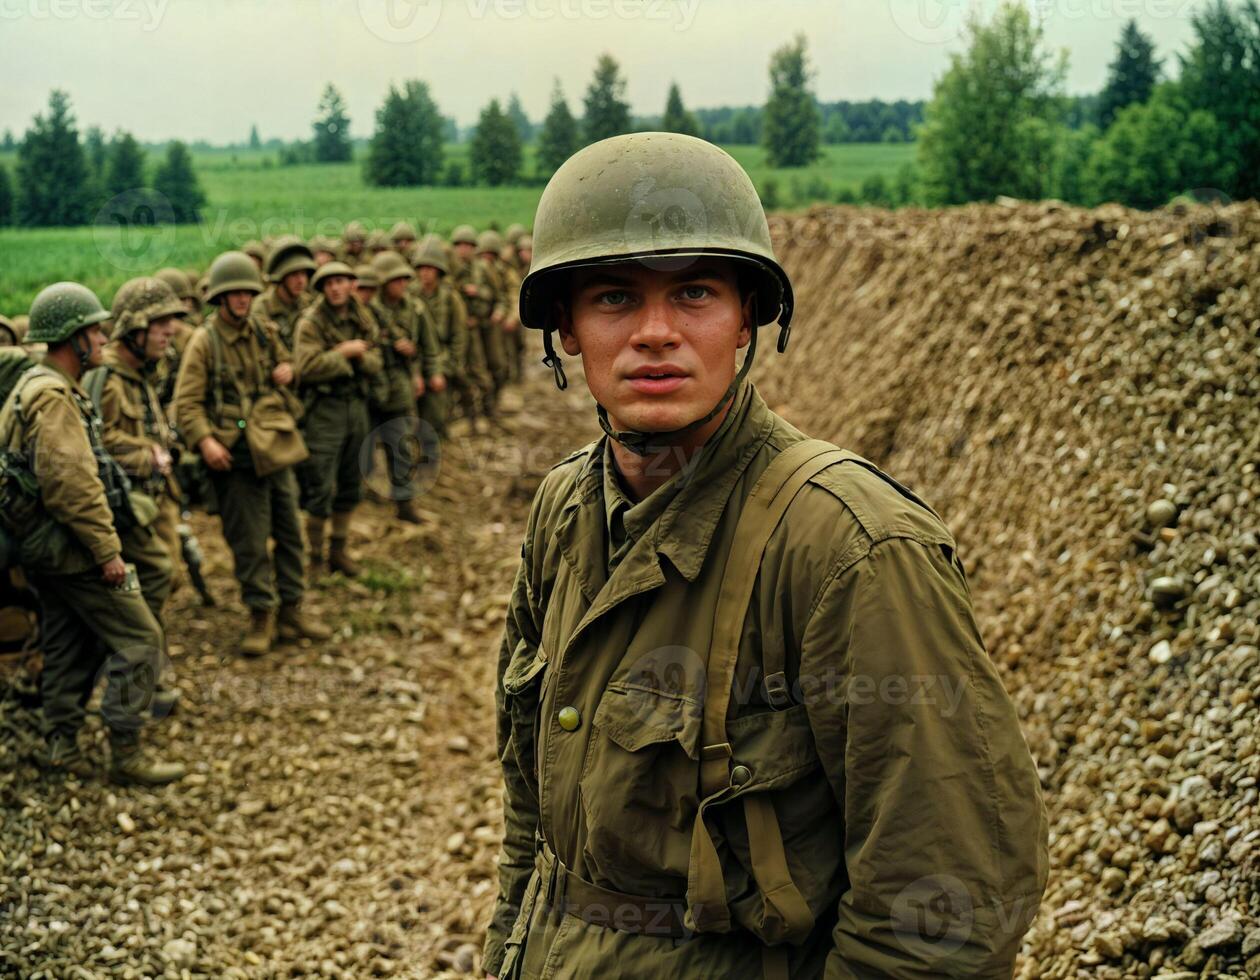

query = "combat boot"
[[396, 498, 422, 524], [328, 538, 362, 577], [240, 608, 274, 657], [277, 603, 333, 642], [45, 730, 93, 778], [305, 515, 327, 572], [107, 731, 185, 787]]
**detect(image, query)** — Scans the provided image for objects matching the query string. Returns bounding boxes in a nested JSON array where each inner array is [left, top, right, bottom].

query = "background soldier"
[[341, 221, 368, 264], [411, 235, 468, 441], [389, 221, 418, 256], [476, 230, 514, 390], [293, 262, 382, 575], [241, 240, 267, 273], [0, 282, 184, 785], [310, 236, 338, 267], [174, 252, 328, 657], [354, 263, 379, 305], [153, 267, 201, 405], [451, 226, 505, 418], [367, 251, 439, 524], [255, 235, 316, 347], [89, 277, 187, 714]]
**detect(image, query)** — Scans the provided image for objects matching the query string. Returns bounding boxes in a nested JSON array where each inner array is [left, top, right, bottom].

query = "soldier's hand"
[[504, 319, 519, 333], [337, 339, 369, 359], [200, 436, 232, 472], [394, 338, 417, 358], [428, 374, 446, 393], [412, 376, 426, 398], [491, 312, 505, 327], [462, 284, 478, 297], [272, 363, 294, 387], [152, 445, 173, 476], [101, 556, 127, 586]]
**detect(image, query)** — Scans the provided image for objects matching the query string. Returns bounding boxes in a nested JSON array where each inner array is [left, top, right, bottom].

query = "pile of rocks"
[[759, 201, 1258, 977]]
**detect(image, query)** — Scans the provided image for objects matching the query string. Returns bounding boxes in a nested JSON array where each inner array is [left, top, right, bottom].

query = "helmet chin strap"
[[69, 330, 94, 372], [595, 324, 758, 458]]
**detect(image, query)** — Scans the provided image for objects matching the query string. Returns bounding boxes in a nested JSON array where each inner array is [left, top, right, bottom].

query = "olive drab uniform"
[[173, 309, 307, 614], [0, 362, 168, 742], [91, 347, 184, 603], [485, 384, 1049, 979], [293, 295, 382, 523], [253, 285, 308, 349], [477, 253, 512, 393], [451, 254, 501, 415], [415, 279, 468, 438], [368, 290, 439, 508]]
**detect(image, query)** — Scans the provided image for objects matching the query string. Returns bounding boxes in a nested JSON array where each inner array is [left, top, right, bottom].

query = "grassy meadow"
[[0, 142, 915, 312]]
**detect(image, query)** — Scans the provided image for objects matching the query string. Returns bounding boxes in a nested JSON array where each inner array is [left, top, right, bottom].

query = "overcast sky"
[[2, 0, 1207, 143]]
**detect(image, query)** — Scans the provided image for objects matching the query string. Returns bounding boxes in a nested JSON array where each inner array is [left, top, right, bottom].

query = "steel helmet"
[[476, 230, 505, 256], [411, 234, 449, 275], [390, 221, 418, 243], [372, 251, 414, 284], [353, 264, 379, 289], [206, 251, 264, 305], [343, 220, 368, 244], [505, 223, 527, 245], [155, 266, 194, 301], [310, 261, 357, 292], [26, 282, 112, 345], [109, 276, 186, 342], [265, 235, 317, 283], [450, 224, 478, 246]]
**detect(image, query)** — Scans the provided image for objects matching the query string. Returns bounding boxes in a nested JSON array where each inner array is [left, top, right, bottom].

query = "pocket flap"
[[502, 642, 546, 696], [594, 683, 702, 759]]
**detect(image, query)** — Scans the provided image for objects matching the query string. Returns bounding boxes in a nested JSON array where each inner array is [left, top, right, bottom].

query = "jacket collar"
[[102, 344, 145, 382], [556, 382, 776, 588], [210, 308, 251, 343]]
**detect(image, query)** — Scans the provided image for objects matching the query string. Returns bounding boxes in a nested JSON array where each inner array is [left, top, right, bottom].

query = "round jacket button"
[[557, 706, 581, 731], [730, 764, 753, 787]]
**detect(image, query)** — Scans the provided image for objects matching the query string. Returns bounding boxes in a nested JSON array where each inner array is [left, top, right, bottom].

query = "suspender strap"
[[688, 438, 857, 952]]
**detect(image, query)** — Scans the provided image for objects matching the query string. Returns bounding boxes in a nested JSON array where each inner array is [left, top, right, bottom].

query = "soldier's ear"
[[556, 301, 581, 356], [737, 291, 755, 351]]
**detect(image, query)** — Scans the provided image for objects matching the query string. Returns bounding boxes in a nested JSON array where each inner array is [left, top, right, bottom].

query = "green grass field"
[[0, 142, 915, 313]]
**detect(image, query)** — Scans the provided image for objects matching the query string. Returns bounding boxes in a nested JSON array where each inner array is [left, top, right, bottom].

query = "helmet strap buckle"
[[541, 330, 568, 391]]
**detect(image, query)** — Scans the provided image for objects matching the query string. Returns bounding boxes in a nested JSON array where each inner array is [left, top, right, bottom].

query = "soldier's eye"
[[680, 285, 711, 301], [596, 290, 629, 307]]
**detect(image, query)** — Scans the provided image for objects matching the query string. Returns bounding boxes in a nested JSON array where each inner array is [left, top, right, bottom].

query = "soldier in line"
[[153, 267, 202, 405], [242, 240, 267, 273], [354, 263, 379, 306], [390, 221, 418, 256], [310, 237, 338, 267], [254, 235, 316, 348], [89, 277, 188, 714], [451, 226, 507, 417], [341, 221, 368, 265], [0, 282, 184, 784], [476, 231, 515, 390], [293, 262, 383, 575], [367, 251, 442, 524], [411, 235, 469, 441], [174, 252, 329, 657], [482, 135, 1048, 978]]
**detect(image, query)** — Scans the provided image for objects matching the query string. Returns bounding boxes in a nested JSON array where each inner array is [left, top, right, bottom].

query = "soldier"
[[310, 236, 338, 267], [0, 282, 184, 784], [174, 252, 329, 657], [482, 134, 1048, 979], [354, 263, 379, 306], [242, 240, 267, 273], [411, 235, 469, 441], [293, 262, 383, 575], [477, 230, 518, 387], [366, 230, 390, 258], [91, 277, 187, 602], [390, 221, 418, 256], [451, 225, 506, 415], [342, 221, 368, 264], [153, 267, 202, 405], [255, 235, 316, 348], [0, 315, 20, 347]]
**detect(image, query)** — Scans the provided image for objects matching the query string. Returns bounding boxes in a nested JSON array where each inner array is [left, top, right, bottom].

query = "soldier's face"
[[346, 241, 363, 257], [84, 323, 108, 366], [223, 291, 253, 319], [322, 276, 354, 308], [282, 270, 309, 297], [314, 251, 335, 267], [383, 277, 409, 303], [356, 286, 377, 304], [560, 259, 753, 436], [518, 248, 532, 265], [144, 315, 179, 360], [417, 267, 439, 290], [454, 243, 475, 260]]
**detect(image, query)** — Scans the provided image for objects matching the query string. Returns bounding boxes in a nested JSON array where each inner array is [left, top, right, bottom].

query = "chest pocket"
[[502, 640, 549, 803]]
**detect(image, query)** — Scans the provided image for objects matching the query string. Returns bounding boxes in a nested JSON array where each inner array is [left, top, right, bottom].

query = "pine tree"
[[313, 83, 353, 163], [154, 141, 206, 223], [537, 79, 580, 177], [506, 92, 533, 143], [249, 124, 261, 150], [0, 164, 13, 226], [365, 80, 445, 186], [583, 54, 631, 144], [470, 99, 522, 186], [2, 130, 14, 152], [661, 83, 699, 137], [1098, 20, 1161, 127], [762, 35, 821, 167], [83, 126, 108, 213], [16, 90, 91, 226], [105, 131, 147, 199]]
